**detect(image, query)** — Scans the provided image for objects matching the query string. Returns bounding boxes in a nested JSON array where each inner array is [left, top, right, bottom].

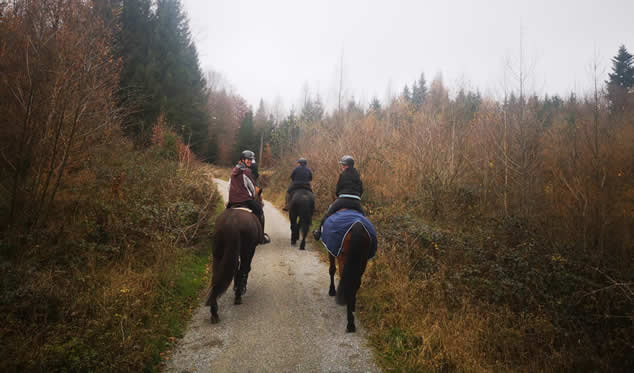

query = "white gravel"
[[163, 178, 381, 373]]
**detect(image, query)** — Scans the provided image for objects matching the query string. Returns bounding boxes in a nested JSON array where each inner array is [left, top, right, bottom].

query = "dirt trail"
[[164, 178, 380, 372]]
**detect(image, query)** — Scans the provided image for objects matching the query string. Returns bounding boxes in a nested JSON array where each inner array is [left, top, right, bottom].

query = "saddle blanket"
[[320, 210, 377, 259]]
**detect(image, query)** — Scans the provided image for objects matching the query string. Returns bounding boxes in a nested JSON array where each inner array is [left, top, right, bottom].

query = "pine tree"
[[606, 45, 634, 114], [607, 45, 634, 89], [154, 0, 208, 154], [300, 95, 324, 123], [411, 72, 427, 109], [117, 0, 209, 154], [118, 0, 156, 143], [234, 111, 257, 158], [402, 84, 411, 102], [369, 97, 382, 114]]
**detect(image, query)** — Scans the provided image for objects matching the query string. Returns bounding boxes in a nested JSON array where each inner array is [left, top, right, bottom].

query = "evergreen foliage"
[[607, 45, 634, 89], [606, 45, 634, 114], [234, 110, 258, 160], [369, 97, 382, 114], [300, 95, 325, 123], [402, 84, 411, 101], [411, 72, 428, 109], [118, 0, 209, 154]]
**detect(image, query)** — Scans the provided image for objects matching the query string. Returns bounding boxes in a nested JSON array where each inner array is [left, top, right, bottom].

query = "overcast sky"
[[182, 0, 634, 112]]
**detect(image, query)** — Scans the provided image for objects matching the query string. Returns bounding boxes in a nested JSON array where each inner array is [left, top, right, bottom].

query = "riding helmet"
[[339, 155, 354, 166], [240, 150, 255, 160], [297, 157, 307, 165]]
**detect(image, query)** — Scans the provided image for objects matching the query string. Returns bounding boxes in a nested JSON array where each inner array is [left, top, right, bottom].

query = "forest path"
[[164, 178, 380, 372]]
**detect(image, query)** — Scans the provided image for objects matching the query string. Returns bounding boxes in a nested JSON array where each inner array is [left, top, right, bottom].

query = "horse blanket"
[[320, 210, 377, 259]]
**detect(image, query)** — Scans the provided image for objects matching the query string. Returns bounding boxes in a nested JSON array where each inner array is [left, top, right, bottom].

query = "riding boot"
[[313, 226, 322, 241], [259, 214, 271, 244]]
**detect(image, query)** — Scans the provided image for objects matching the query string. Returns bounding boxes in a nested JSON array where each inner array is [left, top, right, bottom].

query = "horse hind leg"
[[299, 215, 309, 250], [233, 270, 243, 304], [207, 288, 220, 323], [346, 302, 356, 332], [290, 211, 298, 245], [234, 243, 255, 304], [328, 254, 336, 296]]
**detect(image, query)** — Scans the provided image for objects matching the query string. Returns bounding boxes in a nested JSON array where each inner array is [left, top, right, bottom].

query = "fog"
[[183, 0, 634, 111]]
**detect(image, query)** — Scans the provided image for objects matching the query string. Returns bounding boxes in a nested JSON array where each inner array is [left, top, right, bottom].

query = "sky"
[[182, 0, 634, 112]]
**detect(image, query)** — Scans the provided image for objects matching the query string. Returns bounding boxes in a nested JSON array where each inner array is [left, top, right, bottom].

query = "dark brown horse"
[[328, 221, 371, 332], [289, 188, 314, 250], [206, 188, 264, 324]]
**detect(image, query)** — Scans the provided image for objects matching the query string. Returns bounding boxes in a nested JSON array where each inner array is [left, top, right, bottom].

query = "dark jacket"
[[290, 165, 313, 185], [229, 162, 256, 204], [250, 162, 259, 182], [335, 167, 363, 198]]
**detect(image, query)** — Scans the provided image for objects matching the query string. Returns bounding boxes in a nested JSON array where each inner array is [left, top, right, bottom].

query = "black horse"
[[328, 221, 371, 332], [289, 189, 314, 250], [206, 188, 263, 324]]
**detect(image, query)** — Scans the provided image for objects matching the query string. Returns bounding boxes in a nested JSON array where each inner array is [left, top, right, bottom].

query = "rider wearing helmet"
[[313, 155, 364, 240], [283, 157, 313, 211], [228, 150, 270, 244]]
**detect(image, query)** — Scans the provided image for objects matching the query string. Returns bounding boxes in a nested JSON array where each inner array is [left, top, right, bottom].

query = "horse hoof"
[[329, 289, 336, 296], [234, 297, 242, 305], [291, 240, 296, 246], [210, 314, 219, 324], [299, 243, 305, 250], [346, 324, 356, 333]]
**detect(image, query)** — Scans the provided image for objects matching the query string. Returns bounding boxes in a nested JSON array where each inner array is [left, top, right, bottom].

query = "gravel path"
[[164, 178, 380, 373]]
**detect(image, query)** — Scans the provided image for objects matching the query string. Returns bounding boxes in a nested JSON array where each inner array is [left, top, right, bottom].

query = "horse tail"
[[205, 224, 240, 306], [336, 222, 369, 306]]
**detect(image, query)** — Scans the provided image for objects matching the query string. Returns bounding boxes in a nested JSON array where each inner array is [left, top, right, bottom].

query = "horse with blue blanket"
[[320, 209, 377, 332]]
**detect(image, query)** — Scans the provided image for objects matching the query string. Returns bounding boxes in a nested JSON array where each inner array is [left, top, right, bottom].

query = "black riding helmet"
[[339, 155, 354, 167], [297, 157, 307, 165], [241, 150, 255, 161]]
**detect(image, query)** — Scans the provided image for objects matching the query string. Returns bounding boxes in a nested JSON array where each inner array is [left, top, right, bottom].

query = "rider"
[[228, 150, 271, 244], [283, 157, 313, 211], [313, 155, 364, 240]]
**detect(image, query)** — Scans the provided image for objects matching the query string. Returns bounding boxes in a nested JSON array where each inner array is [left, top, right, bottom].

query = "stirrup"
[[312, 229, 321, 241], [261, 233, 271, 245]]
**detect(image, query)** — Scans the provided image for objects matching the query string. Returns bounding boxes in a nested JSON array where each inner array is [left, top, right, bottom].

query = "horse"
[[289, 188, 314, 250], [326, 219, 374, 333], [205, 188, 264, 324]]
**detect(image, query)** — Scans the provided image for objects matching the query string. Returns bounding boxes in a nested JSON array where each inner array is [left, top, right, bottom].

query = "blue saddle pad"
[[320, 210, 377, 259]]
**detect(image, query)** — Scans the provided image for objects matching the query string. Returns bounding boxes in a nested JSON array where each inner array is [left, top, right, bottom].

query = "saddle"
[[226, 202, 266, 244], [231, 206, 253, 213], [227, 202, 253, 213]]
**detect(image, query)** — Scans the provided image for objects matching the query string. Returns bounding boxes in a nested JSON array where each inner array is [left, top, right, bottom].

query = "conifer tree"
[[411, 72, 428, 109], [606, 45, 634, 114], [402, 84, 411, 102], [118, 0, 156, 142], [234, 111, 258, 158], [117, 0, 209, 154], [607, 45, 634, 89]]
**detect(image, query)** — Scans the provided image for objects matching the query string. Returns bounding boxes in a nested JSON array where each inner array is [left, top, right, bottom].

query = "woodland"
[[1, 0, 632, 371]]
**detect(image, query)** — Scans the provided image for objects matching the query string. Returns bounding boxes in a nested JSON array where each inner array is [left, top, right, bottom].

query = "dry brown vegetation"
[[0, 2, 222, 370], [266, 78, 633, 371]]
